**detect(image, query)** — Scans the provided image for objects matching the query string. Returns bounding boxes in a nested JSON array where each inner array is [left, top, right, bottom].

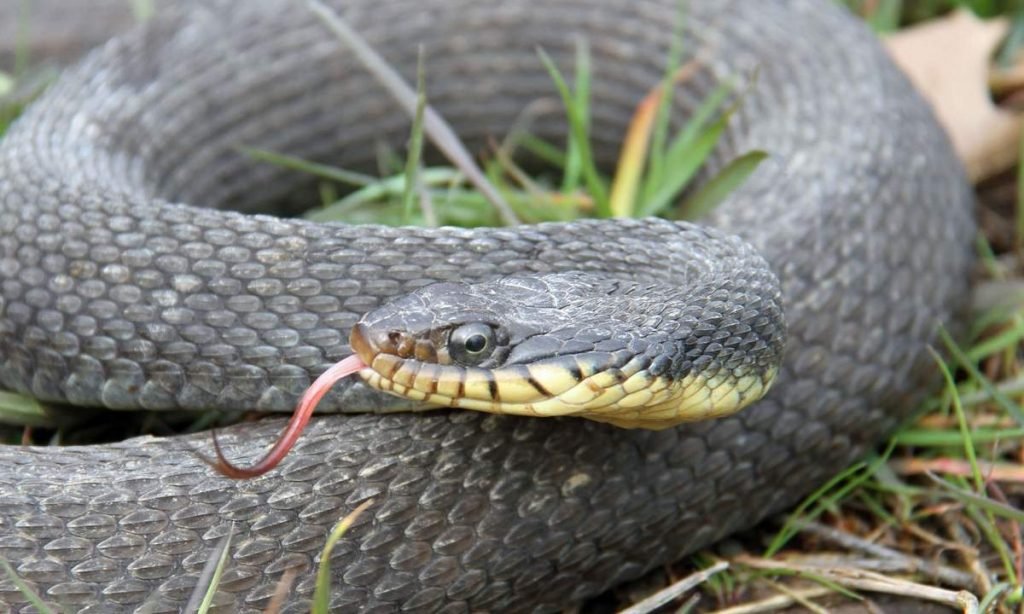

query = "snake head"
[[350, 274, 582, 368], [349, 269, 785, 430]]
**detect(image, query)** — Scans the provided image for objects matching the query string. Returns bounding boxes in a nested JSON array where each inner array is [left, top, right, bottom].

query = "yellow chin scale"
[[359, 353, 778, 430]]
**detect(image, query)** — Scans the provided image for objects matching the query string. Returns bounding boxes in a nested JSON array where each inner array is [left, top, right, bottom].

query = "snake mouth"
[[349, 324, 778, 429]]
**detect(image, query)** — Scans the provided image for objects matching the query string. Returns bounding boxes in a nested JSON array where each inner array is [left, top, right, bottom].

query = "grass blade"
[[657, 80, 731, 162], [305, 0, 519, 225], [402, 49, 428, 224], [927, 474, 1024, 522], [190, 525, 234, 614], [965, 312, 1024, 363], [893, 427, 1024, 447], [644, 1, 688, 200], [537, 47, 610, 216], [609, 84, 660, 217], [0, 557, 55, 614], [0, 390, 48, 427], [766, 463, 866, 557], [964, 504, 1019, 586], [928, 347, 984, 492], [562, 37, 591, 194], [979, 583, 1013, 613], [766, 441, 895, 557], [940, 327, 1024, 426], [241, 147, 375, 187], [676, 150, 766, 220], [313, 499, 375, 613], [518, 134, 567, 169], [637, 116, 727, 217], [863, 0, 904, 32], [304, 167, 463, 222]]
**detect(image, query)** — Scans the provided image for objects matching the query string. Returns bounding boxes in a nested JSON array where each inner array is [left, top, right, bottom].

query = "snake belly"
[[0, 0, 974, 612]]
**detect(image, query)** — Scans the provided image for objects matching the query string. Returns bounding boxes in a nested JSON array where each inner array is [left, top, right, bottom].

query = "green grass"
[[261, 0, 757, 229], [711, 5, 1024, 611], [312, 500, 375, 613], [0, 71, 18, 137], [741, 293, 1024, 611], [1, 557, 55, 614], [190, 526, 234, 614]]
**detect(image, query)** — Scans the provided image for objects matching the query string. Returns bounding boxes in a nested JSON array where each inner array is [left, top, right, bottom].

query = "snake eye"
[[449, 323, 496, 365]]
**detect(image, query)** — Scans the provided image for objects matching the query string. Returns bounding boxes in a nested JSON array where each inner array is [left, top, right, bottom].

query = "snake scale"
[[0, 0, 975, 612]]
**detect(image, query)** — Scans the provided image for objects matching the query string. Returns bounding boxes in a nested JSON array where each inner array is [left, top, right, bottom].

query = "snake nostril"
[[356, 326, 399, 355], [399, 338, 417, 358], [385, 331, 416, 358]]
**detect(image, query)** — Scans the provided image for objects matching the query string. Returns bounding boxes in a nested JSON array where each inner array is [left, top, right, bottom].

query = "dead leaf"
[[885, 10, 1019, 183]]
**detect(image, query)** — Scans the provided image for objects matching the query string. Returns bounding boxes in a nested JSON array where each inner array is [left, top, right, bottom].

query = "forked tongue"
[[206, 355, 367, 478]]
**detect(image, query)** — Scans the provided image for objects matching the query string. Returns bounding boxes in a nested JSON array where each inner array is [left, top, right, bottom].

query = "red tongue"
[[207, 354, 368, 479], [299, 355, 368, 416]]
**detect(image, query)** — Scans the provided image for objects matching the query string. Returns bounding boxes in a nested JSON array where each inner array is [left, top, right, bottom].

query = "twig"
[[796, 520, 976, 588], [263, 567, 300, 614], [733, 556, 980, 614], [947, 516, 996, 603], [890, 458, 1024, 483], [957, 372, 1024, 407], [903, 521, 974, 556], [760, 578, 830, 614], [916, 413, 1019, 429], [796, 555, 976, 589], [709, 586, 835, 614], [304, 0, 520, 226], [617, 561, 729, 614]]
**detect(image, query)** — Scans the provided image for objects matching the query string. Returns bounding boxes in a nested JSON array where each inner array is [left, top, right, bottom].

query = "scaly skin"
[[0, 1, 973, 612]]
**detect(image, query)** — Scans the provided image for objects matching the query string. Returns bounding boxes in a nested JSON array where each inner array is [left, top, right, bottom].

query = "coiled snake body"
[[0, 0, 974, 611]]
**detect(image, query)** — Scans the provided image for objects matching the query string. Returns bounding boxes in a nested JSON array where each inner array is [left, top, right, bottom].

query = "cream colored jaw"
[[361, 353, 777, 430]]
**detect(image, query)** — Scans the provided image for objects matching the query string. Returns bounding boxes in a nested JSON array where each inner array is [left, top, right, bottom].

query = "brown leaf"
[[885, 10, 1019, 183]]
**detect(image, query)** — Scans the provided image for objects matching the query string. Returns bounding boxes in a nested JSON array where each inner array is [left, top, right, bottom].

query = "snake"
[[0, 0, 975, 611]]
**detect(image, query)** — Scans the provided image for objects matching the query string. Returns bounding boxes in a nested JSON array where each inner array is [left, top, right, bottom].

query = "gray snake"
[[0, 0, 975, 612]]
